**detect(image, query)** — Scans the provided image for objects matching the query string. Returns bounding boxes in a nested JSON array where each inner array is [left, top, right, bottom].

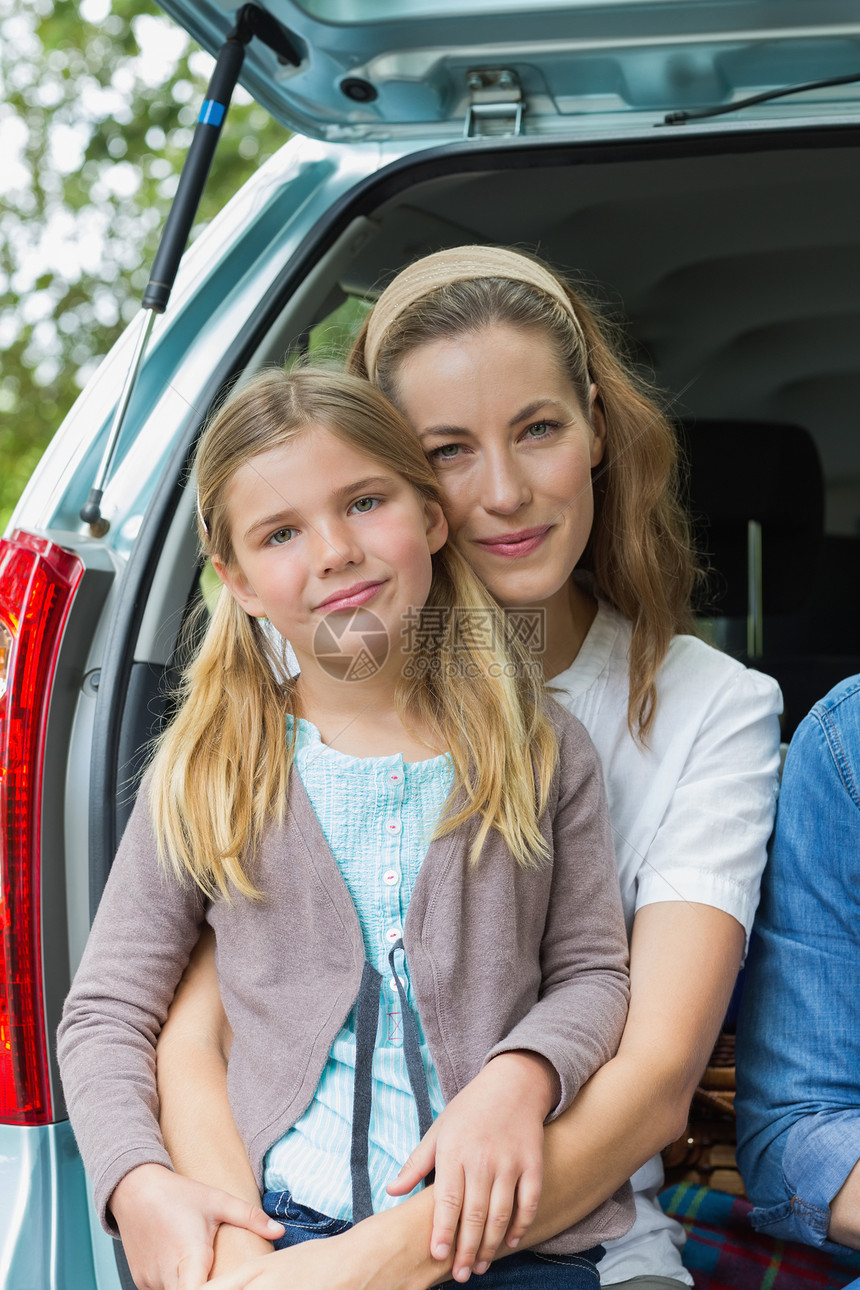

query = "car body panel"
[[14, 104, 860, 568], [155, 0, 860, 140], [0, 1122, 120, 1290], [11, 135, 385, 552]]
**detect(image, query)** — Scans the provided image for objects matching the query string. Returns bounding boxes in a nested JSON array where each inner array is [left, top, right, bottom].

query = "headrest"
[[680, 421, 823, 618]]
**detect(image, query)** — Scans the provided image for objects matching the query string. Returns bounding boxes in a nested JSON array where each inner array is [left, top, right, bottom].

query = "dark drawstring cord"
[[349, 939, 434, 1222], [388, 940, 434, 1142], [350, 961, 382, 1222]]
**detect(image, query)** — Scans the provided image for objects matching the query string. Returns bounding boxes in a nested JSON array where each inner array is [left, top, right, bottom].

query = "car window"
[[305, 295, 372, 364]]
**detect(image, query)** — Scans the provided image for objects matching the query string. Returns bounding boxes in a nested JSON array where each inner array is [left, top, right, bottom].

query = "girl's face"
[[213, 423, 447, 682], [394, 323, 605, 619]]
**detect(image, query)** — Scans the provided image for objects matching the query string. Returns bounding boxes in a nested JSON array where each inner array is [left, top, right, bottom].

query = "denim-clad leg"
[[451, 1247, 604, 1288], [263, 1189, 352, 1244], [262, 1192, 602, 1287]]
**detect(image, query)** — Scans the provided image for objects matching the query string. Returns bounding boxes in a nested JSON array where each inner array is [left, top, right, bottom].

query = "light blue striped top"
[[263, 717, 451, 1218]]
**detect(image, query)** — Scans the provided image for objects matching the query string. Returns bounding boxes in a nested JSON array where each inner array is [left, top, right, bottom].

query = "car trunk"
[[88, 0, 860, 866], [95, 123, 860, 894], [79, 116, 860, 1289]]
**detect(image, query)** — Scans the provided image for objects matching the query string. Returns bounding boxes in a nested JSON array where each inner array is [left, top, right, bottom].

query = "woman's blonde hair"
[[347, 251, 701, 738], [149, 367, 558, 900]]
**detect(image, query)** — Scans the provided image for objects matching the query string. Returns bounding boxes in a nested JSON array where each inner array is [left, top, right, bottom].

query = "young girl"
[[58, 368, 631, 1289]]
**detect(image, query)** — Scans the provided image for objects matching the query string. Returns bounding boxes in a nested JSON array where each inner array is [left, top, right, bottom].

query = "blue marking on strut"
[[199, 100, 226, 127]]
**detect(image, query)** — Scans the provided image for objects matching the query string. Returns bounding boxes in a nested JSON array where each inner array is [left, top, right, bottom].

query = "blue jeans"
[[263, 1190, 604, 1288]]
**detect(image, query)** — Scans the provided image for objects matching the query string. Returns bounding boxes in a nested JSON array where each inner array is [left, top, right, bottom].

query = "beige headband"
[[363, 245, 585, 381]]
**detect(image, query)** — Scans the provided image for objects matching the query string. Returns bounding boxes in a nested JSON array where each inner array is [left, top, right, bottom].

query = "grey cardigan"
[[58, 701, 633, 1251]]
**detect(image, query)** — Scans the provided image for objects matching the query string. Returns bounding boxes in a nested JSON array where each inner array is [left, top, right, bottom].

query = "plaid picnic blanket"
[[660, 1184, 860, 1290]]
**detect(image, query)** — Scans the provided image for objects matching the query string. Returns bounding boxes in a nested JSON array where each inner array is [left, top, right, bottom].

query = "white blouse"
[[550, 601, 782, 1286]]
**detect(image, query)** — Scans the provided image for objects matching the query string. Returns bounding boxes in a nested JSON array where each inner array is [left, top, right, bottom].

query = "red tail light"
[[0, 530, 84, 1124]]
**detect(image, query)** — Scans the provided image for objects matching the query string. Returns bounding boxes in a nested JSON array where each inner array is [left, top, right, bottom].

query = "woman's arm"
[[158, 927, 250, 1201], [109, 947, 286, 1290], [180, 899, 744, 1290], [450, 899, 744, 1279], [532, 900, 744, 1236], [156, 927, 283, 1278]]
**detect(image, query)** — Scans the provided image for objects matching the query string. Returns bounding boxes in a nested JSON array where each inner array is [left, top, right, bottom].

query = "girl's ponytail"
[[402, 542, 558, 868], [148, 588, 292, 900]]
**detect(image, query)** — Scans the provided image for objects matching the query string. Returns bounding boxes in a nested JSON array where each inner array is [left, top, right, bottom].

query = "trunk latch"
[[464, 69, 524, 138]]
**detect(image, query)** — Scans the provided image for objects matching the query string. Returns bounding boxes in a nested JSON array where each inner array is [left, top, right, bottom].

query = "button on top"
[[389, 771, 401, 784]]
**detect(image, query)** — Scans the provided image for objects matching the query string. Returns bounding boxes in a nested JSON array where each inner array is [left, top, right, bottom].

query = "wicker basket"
[[662, 1032, 745, 1195]]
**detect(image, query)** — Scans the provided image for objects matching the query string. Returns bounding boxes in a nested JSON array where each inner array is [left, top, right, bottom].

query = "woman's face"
[[394, 323, 605, 619]]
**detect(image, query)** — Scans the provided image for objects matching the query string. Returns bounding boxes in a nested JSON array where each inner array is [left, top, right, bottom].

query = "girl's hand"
[[202, 1214, 431, 1290], [387, 1051, 559, 1282], [211, 1224, 279, 1280], [202, 1244, 345, 1290], [108, 1163, 284, 1290]]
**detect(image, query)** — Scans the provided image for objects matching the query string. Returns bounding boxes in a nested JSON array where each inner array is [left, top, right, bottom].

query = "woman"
[[131, 246, 781, 1290]]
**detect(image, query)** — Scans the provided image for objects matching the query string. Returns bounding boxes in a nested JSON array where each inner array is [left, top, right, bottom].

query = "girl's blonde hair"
[[347, 252, 701, 738], [149, 367, 558, 900]]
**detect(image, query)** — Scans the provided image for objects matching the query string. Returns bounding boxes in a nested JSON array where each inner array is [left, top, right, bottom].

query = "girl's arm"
[[56, 785, 282, 1290], [169, 898, 743, 1290], [105, 929, 286, 1290]]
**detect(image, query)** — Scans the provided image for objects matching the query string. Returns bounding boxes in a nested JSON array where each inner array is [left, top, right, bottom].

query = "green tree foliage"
[[0, 0, 288, 528]]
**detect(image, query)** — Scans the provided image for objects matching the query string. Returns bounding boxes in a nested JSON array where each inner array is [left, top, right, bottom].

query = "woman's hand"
[[108, 1163, 283, 1290], [387, 1050, 559, 1282]]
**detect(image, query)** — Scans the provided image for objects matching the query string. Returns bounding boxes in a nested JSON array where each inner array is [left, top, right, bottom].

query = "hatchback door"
[[156, 0, 860, 141]]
